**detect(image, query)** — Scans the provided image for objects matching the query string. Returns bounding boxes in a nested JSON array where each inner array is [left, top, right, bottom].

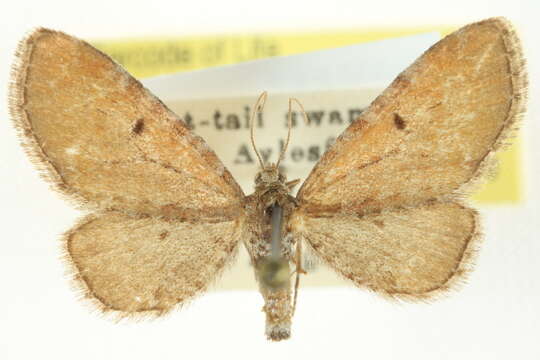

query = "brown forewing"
[[296, 17, 526, 215], [9, 28, 244, 221]]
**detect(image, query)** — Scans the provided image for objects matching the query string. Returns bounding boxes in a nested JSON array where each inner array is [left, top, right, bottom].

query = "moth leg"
[[286, 178, 301, 190], [291, 238, 307, 315]]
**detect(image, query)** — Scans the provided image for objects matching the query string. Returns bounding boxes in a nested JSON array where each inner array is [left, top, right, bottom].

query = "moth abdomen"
[[257, 257, 291, 290]]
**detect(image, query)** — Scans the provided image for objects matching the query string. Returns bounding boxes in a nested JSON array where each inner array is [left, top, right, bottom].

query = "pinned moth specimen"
[[9, 17, 527, 341]]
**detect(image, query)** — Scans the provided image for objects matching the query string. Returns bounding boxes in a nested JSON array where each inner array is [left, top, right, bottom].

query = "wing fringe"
[[454, 17, 528, 199], [8, 28, 92, 210]]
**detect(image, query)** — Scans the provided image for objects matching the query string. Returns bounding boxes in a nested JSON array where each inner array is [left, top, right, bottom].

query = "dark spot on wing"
[[373, 219, 385, 228], [393, 113, 406, 130], [132, 118, 145, 135], [159, 231, 169, 240]]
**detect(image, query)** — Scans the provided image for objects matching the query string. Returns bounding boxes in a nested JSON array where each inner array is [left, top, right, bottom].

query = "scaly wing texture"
[[9, 28, 244, 220], [297, 18, 526, 215], [292, 18, 526, 300], [65, 212, 245, 316], [290, 202, 478, 300]]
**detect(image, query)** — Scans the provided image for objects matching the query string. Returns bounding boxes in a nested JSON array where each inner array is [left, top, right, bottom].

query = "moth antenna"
[[250, 91, 268, 168], [276, 98, 309, 168], [292, 98, 310, 126]]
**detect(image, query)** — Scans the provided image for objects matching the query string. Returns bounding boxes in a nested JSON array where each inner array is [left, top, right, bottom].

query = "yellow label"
[[91, 27, 521, 205], [92, 28, 454, 78]]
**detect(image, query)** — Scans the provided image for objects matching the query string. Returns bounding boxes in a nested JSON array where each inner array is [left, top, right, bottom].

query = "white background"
[[1, 1, 539, 359]]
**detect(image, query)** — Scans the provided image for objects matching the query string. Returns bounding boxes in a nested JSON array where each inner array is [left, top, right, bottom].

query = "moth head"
[[255, 164, 287, 187]]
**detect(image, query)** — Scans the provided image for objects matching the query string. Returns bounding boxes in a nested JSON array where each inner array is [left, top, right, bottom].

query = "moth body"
[[245, 164, 299, 341]]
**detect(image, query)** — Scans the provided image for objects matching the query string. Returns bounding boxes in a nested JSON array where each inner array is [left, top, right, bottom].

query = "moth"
[[9, 17, 527, 341]]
